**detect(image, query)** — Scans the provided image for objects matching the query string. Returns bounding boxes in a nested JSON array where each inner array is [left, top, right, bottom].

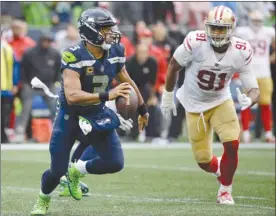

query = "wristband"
[[137, 103, 148, 115], [99, 92, 109, 102]]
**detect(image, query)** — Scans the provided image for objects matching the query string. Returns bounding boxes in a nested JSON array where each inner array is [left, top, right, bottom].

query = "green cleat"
[[59, 175, 89, 197], [30, 193, 51, 215], [65, 163, 82, 200]]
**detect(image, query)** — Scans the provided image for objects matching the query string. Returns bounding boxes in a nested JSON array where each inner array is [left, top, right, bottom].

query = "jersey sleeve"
[[61, 47, 84, 75], [173, 44, 192, 67], [237, 41, 258, 89]]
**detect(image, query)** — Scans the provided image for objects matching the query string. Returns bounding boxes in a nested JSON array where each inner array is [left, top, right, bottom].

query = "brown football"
[[115, 85, 138, 119]]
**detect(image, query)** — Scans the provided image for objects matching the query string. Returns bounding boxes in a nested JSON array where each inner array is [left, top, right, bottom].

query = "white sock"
[[75, 160, 89, 174], [220, 184, 232, 192], [39, 190, 51, 197]]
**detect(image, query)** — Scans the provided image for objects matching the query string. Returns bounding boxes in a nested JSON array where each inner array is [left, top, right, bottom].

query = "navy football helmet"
[[78, 8, 121, 50]]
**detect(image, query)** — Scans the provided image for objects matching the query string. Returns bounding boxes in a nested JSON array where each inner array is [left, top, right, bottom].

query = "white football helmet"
[[205, 6, 236, 47]]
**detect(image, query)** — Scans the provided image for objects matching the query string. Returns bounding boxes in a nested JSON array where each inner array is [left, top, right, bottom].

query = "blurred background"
[[1, 1, 275, 144]]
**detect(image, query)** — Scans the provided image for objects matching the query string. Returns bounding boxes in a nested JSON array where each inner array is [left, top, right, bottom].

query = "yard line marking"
[[2, 186, 275, 211], [1, 157, 275, 177], [235, 196, 267, 200], [1, 143, 275, 150]]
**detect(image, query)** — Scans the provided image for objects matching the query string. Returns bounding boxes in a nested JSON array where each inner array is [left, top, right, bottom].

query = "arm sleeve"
[[239, 63, 259, 90], [20, 52, 29, 83], [173, 44, 192, 67]]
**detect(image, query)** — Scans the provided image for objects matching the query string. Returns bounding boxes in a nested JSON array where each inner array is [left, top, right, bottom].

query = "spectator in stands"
[[120, 33, 135, 58], [16, 32, 61, 141], [22, 2, 53, 27], [126, 43, 159, 140], [55, 23, 80, 51], [7, 20, 36, 61], [132, 21, 147, 45], [139, 28, 168, 97], [1, 36, 19, 143], [152, 21, 178, 61], [143, 2, 177, 25]]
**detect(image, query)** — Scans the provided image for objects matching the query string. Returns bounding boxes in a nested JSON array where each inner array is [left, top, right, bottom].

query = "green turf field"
[[1, 145, 275, 216]]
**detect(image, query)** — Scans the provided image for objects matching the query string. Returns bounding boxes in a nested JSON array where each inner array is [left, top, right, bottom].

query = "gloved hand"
[[79, 116, 92, 135], [236, 88, 252, 110], [117, 113, 133, 131], [160, 89, 177, 119]]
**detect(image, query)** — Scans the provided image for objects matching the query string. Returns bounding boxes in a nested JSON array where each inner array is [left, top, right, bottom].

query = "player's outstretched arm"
[[165, 57, 183, 91], [64, 68, 130, 105]]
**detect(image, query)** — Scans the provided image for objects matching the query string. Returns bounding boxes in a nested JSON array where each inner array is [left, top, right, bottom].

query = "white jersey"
[[235, 26, 275, 78], [174, 30, 256, 113]]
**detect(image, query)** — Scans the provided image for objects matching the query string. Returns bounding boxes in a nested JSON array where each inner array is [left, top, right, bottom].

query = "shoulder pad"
[[231, 37, 253, 66], [183, 30, 207, 51], [62, 44, 82, 64]]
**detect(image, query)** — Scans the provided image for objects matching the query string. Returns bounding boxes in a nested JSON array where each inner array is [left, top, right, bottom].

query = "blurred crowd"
[[1, 1, 275, 144]]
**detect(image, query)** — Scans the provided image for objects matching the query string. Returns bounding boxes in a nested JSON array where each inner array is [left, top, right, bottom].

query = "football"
[[115, 85, 138, 119]]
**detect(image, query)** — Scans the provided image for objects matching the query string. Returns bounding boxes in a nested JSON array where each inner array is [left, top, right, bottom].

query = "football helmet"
[[205, 6, 236, 47], [78, 8, 121, 50], [248, 10, 264, 32]]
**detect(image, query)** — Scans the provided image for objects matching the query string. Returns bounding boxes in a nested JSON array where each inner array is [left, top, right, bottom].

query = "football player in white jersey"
[[161, 6, 260, 204], [235, 10, 275, 143]]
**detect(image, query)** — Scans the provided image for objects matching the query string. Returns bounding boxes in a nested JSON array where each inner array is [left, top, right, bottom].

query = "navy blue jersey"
[[59, 42, 125, 114]]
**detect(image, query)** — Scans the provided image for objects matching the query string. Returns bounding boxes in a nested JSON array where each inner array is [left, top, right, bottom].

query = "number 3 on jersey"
[[197, 70, 227, 91], [92, 75, 109, 93]]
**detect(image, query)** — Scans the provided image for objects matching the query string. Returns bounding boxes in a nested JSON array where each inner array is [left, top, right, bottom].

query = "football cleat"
[[265, 131, 275, 143], [242, 130, 251, 143], [59, 175, 89, 197], [66, 163, 82, 200], [30, 193, 51, 215], [217, 187, 235, 205]]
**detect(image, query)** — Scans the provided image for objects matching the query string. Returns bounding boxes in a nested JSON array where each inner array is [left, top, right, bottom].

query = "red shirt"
[[8, 36, 36, 61]]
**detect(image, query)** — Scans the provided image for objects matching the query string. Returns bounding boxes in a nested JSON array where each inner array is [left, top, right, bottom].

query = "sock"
[[75, 160, 89, 174], [41, 169, 60, 195], [220, 140, 239, 186], [198, 156, 218, 173], [219, 184, 232, 192], [241, 108, 251, 131], [39, 189, 51, 197], [260, 105, 272, 132]]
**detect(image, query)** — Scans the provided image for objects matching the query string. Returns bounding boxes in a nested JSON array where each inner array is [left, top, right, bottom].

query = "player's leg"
[[210, 99, 240, 205], [186, 111, 219, 175], [240, 108, 251, 143], [71, 129, 124, 176], [258, 78, 274, 142], [59, 144, 96, 197], [31, 107, 79, 215]]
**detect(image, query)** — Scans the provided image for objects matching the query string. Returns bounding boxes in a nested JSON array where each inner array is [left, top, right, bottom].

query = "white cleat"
[[217, 186, 235, 205], [265, 131, 275, 143], [242, 130, 251, 143]]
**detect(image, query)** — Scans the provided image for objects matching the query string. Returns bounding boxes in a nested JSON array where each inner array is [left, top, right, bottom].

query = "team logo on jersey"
[[86, 66, 94, 75]]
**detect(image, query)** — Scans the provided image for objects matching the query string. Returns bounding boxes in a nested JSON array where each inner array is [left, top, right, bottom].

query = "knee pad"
[[194, 150, 212, 164]]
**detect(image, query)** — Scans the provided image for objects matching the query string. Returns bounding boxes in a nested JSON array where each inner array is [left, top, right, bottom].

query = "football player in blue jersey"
[[31, 8, 149, 215]]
